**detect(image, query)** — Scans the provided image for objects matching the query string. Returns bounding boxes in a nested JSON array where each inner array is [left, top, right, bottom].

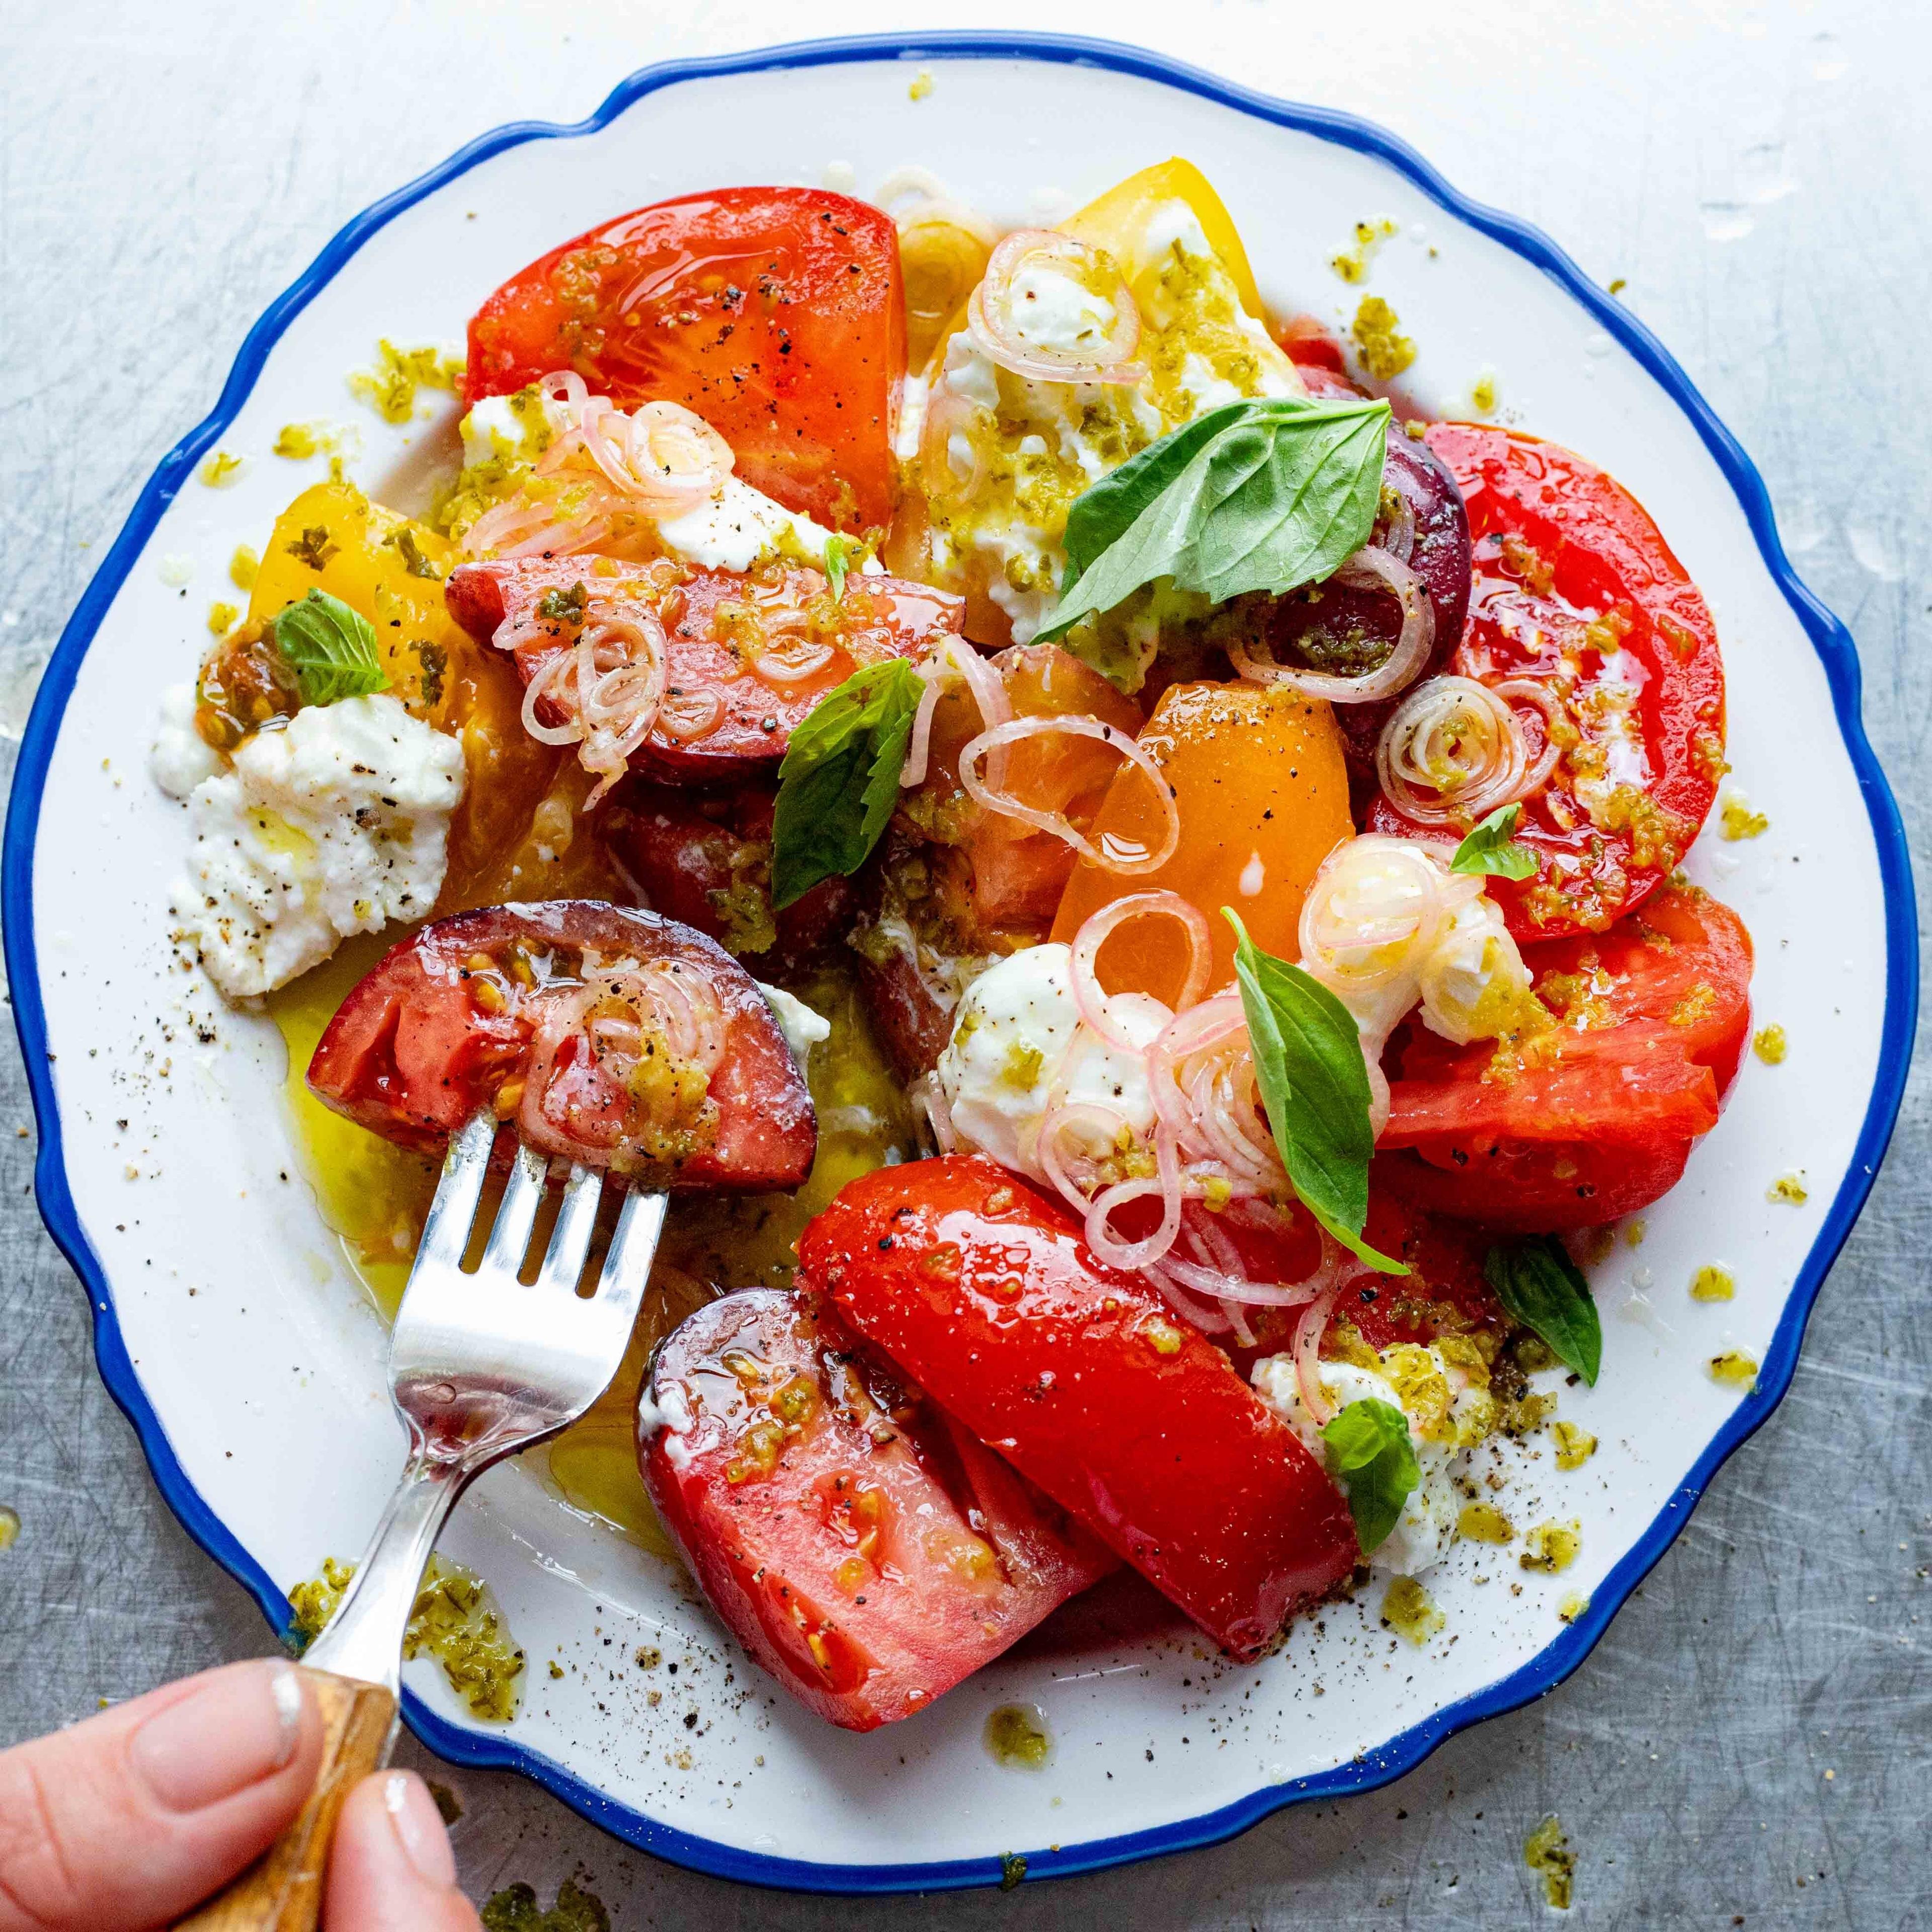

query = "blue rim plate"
[[5, 30, 1915, 1895]]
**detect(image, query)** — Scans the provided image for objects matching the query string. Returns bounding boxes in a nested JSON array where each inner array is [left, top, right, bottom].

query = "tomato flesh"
[[465, 187, 903, 532], [797, 1156, 1359, 1660], [640, 1287, 1114, 1730], [1377, 886, 1752, 1230], [308, 901, 815, 1188], [445, 556, 960, 782], [599, 781, 852, 972], [1371, 424, 1726, 940]]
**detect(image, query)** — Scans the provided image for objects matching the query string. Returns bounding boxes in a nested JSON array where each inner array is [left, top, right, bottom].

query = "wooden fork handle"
[[173, 1667, 396, 1931]]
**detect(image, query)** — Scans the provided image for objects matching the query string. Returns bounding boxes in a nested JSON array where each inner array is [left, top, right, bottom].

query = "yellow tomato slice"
[[1051, 682, 1351, 1001], [248, 480, 563, 909], [1059, 157, 1266, 320]]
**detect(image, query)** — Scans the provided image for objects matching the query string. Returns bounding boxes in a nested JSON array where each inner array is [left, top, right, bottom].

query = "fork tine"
[[413, 1112, 495, 1274], [596, 1185, 669, 1318], [479, 1141, 549, 1277], [533, 1163, 602, 1294]]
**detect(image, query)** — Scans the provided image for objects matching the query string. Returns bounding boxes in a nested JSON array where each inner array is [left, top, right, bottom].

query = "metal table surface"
[[2, 1, 1924, 1922]]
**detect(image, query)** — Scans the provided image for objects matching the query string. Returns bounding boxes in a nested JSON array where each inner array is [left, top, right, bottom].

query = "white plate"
[[6, 31, 1914, 1895]]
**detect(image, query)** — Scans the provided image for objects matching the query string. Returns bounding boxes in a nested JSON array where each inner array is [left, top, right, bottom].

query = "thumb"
[[323, 1772, 479, 1932], [0, 1658, 322, 1931]]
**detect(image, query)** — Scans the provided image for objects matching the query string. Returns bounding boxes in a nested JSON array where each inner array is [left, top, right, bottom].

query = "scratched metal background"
[[1, 1, 1925, 1922]]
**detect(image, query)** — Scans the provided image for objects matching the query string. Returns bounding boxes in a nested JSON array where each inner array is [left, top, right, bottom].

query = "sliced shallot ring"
[[899, 636, 1013, 789], [956, 715, 1178, 875], [1375, 674, 1531, 826], [1070, 892, 1210, 1050], [1227, 545, 1434, 704], [965, 228, 1146, 386], [1292, 1276, 1345, 1426]]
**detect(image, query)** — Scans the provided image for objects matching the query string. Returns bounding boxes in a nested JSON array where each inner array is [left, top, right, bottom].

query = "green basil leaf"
[[824, 534, 850, 604], [770, 658, 925, 910], [266, 589, 390, 705], [1036, 395, 1392, 641], [1484, 1237, 1602, 1386], [1320, 1397, 1420, 1554], [1223, 909, 1407, 1275], [1449, 803, 1540, 880]]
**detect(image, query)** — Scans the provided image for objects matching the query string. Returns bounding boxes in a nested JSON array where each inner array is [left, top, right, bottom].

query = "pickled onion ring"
[[1227, 545, 1433, 704], [1292, 1277, 1345, 1426], [1070, 893, 1211, 1050], [957, 715, 1179, 874], [1375, 674, 1557, 825], [965, 228, 1147, 386]]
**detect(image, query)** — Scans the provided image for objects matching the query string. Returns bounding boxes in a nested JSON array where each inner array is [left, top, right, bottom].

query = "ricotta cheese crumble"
[[155, 691, 465, 999]]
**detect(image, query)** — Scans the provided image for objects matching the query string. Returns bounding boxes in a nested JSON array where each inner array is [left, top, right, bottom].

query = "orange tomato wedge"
[[1050, 682, 1351, 1001]]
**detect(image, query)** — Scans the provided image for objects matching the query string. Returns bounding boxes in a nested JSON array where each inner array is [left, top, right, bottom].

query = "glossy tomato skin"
[[465, 188, 903, 532], [1377, 885, 1752, 1230], [1371, 424, 1726, 941], [640, 1288, 1114, 1730], [599, 781, 853, 971], [797, 1157, 1359, 1660], [307, 901, 815, 1189], [445, 556, 960, 782]]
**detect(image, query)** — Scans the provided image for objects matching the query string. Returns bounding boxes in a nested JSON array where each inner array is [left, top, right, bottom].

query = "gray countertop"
[[2, 1, 1926, 1922]]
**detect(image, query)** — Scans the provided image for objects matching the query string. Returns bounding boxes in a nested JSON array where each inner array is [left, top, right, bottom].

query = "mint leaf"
[[771, 658, 925, 910], [1036, 395, 1392, 641], [1450, 803, 1539, 880], [1224, 909, 1406, 1275], [1321, 1397, 1420, 1553], [1484, 1237, 1602, 1385], [267, 589, 389, 705], [823, 534, 850, 604]]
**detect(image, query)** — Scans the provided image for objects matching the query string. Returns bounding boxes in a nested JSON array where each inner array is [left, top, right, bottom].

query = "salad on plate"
[[150, 159, 1751, 1733]]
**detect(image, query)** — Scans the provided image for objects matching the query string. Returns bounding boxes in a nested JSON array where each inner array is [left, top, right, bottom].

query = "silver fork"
[[176, 1111, 666, 1930]]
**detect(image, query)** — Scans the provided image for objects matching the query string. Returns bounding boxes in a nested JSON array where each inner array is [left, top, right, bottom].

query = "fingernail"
[[383, 1771, 457, 1885], [131, 1661, 307, 1813]]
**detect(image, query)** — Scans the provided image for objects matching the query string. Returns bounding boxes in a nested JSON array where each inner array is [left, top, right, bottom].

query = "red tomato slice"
[[1369, 424, 1727, 940], [1193, 1192, 1506, 1370], [308, 901, 815, 1189], [599, 781, 853, 971], [797, 1156, 1359, 1660], [465, 187, 904, 532], [445, 556, 960, 782], [1376, 886, 1752, 1230], [640, 1287, 1114, 1730]]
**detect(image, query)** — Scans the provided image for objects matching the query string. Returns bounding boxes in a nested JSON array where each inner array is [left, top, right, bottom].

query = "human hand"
[[0, 1658, 481, 1931]]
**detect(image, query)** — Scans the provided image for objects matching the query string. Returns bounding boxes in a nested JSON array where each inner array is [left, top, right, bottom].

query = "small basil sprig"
[[770, 658, 924, 910], [267, 589, 390, 705], [823, 534, 852, 604], [1224, 909, 1406, 1275], [1484, 1237, 1602, 1385], [1035, 395, 1392, 643], [1450, 803, 1539, 880], [1321, 1397, 1420, 1554]]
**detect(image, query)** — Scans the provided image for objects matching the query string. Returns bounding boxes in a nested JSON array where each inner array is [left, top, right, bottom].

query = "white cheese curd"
[[934, 943, 1161, 1182], [654, 475, 840, 574], [1139, 199, 1215, 266], [1415, 893, 1537, 1045], [942, 331, 1002, 411], [757, 982, 831, 1072], [171, 695, 465, 1000], [459, 391, 546, 468], [1005, 259, 1118, 358], [639, 1378, 694, 1463], [896, 372, 929, 463], [1252, 1348, 1484, 1575], [150, 681, 223, 799]]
